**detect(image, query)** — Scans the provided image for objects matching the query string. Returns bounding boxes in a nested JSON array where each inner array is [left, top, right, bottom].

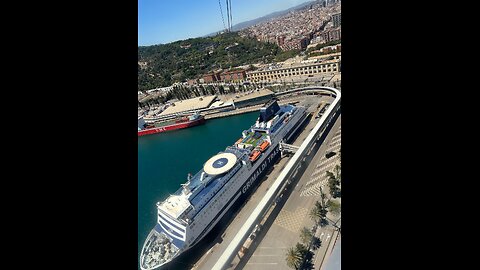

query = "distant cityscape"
[[139, 0, 341, 121], [240, 1, 340, 51]]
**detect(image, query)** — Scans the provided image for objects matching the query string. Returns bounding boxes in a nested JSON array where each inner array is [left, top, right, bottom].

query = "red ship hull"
[[138, 117, 206, 136]]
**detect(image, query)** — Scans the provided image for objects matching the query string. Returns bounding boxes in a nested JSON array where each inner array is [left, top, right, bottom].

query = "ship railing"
[[225, 146, 249, 158]]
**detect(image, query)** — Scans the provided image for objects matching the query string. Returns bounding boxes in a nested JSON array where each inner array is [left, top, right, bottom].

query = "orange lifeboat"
[[235, 137, 243, 145], [249, 150, 261, 162], [258, 140, 270, 152]]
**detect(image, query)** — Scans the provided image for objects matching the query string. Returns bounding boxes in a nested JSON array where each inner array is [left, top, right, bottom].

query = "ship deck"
[[241, 131, 267, 148], [188, 162, 242, 218]]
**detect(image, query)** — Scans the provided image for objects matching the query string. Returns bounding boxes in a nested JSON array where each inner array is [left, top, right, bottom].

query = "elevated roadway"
[[210, 87, 341, 270]]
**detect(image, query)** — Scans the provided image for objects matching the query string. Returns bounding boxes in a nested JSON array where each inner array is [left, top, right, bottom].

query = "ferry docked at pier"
[[138, 113, 205, 136], [139, 99, 308, 269]]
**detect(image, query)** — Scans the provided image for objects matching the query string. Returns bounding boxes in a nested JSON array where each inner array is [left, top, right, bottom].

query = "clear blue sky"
[[138, 0, 313, 46]]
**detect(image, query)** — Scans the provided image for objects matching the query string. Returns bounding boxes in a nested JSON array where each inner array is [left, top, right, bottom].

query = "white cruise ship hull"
[[140, 102, 308, 270]]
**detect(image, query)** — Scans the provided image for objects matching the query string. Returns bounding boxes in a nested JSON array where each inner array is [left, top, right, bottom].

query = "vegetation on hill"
[[306, 39, 341, 54], [138, 32, 298, 91]]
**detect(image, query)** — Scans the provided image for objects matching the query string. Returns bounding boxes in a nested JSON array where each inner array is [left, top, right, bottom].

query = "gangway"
[[279, 142, 300, 154]]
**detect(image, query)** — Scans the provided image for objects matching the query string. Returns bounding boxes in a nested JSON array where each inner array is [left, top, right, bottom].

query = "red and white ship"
[[138, 113, 206, 136]]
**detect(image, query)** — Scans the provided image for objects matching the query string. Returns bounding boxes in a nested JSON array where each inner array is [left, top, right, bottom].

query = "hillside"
[[138, 32, 296, 91]]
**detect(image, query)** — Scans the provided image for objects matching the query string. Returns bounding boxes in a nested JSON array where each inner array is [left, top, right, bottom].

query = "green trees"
[[274, 49, 300, 62], [309, 185, 329, 228], [306, 39, 341, 54], [285, 246, 303, 270], [309, 200, 328, 227], [229, 84, 236, 93], [285, 243, 314, 270], [326, 200, 341, 216], [138, 32, 296, 91], [300, 227, 313, 245], [326, 165, 341, 198], [199, 85, 206, 96], [218, 85, 225, 95], [207, 85, 215, 95], [311, 236, 322, 250]]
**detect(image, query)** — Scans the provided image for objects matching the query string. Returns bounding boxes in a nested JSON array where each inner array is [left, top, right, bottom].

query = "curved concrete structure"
[[211, 86, 341, 270]]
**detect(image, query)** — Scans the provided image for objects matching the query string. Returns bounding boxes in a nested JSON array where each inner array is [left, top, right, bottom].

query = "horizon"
[[138, 0, 315, 46]]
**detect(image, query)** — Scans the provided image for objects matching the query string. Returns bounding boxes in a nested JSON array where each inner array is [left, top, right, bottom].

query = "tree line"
[[138, 32, 300, 91], [285, 164, 341, 270]]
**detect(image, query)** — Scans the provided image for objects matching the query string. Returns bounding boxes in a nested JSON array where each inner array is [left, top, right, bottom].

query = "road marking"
[[246, 263, 279, 265], [252, 255, 280, 257], [258, 247, 287, 249]]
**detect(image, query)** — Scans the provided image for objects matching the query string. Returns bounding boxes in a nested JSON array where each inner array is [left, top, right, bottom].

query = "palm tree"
[[311, 236, 322, 250], [295, 243, 313, 270], [309, 201, 328, 228], [310, 187, 329, 228], [309, 206, 321, 227], [326, 165, 341, 184], [326, 200, 341, 216], [326, 165, 341, 198], [229, 84, 236, 93], [300, 227, 313, 245], [285, 246, 303, 270]]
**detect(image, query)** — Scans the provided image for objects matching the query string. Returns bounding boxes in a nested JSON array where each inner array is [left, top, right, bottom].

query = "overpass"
[[211, 86, 341, 270]]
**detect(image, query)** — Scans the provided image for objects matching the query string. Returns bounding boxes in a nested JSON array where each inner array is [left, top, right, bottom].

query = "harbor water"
[[138, 111, 260, 268]]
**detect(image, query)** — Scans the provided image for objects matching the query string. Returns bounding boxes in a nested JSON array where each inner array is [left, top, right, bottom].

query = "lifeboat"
[[249, 150, 261, 162], [258, 140, 270, 152], [235, 137, 243, 145]]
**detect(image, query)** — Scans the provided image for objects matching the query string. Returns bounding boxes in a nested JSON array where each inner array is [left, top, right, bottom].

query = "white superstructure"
[[140, 99, 308, 270]]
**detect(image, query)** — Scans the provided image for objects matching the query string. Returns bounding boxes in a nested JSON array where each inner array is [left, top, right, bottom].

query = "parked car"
[[325, 151, 336, 159]]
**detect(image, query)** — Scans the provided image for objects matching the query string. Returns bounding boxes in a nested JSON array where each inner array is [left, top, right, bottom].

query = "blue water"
[[138, 112, 260, 262]]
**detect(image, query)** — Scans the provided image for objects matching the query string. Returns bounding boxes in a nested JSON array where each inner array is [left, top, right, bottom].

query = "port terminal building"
[[160, 95, 218, 116], [231, 89, 274, 108]]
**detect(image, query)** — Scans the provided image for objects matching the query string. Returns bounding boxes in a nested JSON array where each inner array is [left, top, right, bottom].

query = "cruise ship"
[[139, 99, 308, 270]]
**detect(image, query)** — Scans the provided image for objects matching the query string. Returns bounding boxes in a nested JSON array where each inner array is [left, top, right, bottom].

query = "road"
[[239, 113, 341, 270]]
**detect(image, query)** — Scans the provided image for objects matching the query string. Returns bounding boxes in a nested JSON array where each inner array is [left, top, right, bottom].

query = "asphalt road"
[[239, 113, 342, 270]]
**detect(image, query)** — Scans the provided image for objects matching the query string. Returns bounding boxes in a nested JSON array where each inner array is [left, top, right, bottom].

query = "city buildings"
[[246, 53, 341, 83], [332, 13, 341, 28], [318, 28, 341, 43], [239, 1, 341, 51], [202, 69, 247, 83], [220, 69, 247, 82]]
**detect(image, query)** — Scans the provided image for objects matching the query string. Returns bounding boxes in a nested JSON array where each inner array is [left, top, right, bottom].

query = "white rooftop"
[[158, 195, 191, 219]]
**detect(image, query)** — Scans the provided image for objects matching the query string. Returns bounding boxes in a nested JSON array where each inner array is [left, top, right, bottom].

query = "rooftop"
[[158, 195, 191, 219], [160, 95, 217, 116], [233, 89, 274, 103]]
